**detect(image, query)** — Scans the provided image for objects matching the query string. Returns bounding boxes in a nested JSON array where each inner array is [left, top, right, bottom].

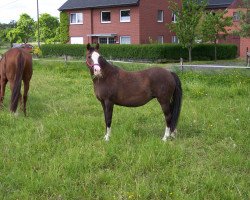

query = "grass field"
[[0, 60, 249, 199]]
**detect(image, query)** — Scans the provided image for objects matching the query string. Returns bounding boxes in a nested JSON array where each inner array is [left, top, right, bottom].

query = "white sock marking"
[[170, 129, 177, 138], [162, 127, 170, 141], [104, 127, 111, 141]]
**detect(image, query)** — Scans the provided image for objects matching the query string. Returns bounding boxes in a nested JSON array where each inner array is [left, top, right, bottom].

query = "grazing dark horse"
[[86, 44, 182, 141], [0, 47, 33, 115]]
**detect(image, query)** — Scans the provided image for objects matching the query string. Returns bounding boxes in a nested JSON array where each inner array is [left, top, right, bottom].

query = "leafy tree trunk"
[[188, 47, 192, 62], [214, 40, 217, 61]]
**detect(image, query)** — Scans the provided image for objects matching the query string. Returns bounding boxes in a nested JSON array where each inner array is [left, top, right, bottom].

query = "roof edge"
[[59, 2, 139, 12]]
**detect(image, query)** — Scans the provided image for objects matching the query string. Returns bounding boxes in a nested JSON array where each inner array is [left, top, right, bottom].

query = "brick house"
[[59, 0, 250, 58], [214, 0, 250, 58], [58, 0, 177, 45]]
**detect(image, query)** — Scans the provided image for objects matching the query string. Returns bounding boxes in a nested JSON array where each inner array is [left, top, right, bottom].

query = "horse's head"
[[86, 43, 102, 78]]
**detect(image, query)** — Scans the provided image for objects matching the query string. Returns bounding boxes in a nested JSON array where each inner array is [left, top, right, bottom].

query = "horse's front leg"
[[101, 100, 114, 141]]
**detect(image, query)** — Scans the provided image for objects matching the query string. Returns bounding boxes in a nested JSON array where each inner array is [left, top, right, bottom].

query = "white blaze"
[[91, 51, 101, 76]]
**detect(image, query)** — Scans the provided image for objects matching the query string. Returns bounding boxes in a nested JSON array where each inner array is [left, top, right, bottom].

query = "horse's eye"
[[88, 56, 91, 59]]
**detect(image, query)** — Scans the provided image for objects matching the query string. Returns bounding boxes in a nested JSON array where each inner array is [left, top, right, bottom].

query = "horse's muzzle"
[[93, 64, 102, 77]]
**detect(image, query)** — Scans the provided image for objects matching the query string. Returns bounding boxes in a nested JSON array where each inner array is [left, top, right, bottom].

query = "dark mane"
[[88, 46, 95, 53], [98, 56, 119, 74]]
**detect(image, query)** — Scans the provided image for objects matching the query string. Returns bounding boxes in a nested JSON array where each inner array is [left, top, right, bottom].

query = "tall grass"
[[0, 60, 249, 199]]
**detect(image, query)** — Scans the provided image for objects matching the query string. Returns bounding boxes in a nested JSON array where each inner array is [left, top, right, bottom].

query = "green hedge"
[[40, 43, 237, 61], [40, 44, 85, 57]]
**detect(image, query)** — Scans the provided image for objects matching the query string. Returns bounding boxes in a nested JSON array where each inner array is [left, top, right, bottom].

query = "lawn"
[[0, 60, 249, 199]]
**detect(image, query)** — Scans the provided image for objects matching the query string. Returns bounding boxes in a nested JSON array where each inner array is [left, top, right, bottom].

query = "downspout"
[[90, 8, 93, 44]]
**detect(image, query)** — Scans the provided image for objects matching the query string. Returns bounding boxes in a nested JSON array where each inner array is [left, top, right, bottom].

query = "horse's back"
[[147, 67, 176, 94], [4, 48, 32, 81], [127, 67, 175, 87]]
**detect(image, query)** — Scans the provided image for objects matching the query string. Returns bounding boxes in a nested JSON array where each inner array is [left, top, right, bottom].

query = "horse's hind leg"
[[157, 98, 172, 141], [23, 80, 30, 116]]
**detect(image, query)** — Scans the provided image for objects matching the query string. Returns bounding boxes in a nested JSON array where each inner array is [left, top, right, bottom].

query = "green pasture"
[[0, 60, 249, 199]]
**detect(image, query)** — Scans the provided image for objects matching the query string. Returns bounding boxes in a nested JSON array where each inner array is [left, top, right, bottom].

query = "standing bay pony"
[[0, 47, 33, 115], [86, 44, 182, 141]]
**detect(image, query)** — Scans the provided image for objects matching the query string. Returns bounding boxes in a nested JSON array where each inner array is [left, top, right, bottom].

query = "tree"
[[0, 21, 17, 44], [59, 12, 69, 44], [16, 13, 35, 43], [237, 0, 250, 37], [36, 13, 59, 43], [6, 28, 21, 46], [3, 14, 34, 45], [200, 10, 232, 61], [168, 0, 206, 62], [53, 27, 61, 43]]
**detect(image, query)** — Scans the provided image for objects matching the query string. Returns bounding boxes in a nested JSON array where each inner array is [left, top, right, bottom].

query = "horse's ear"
[[87, 43, 91, 50], [95, 43, 100, 51]]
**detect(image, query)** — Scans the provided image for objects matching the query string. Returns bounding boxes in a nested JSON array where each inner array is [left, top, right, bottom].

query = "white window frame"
[[157, 36, 164, 44], [157, 10, 164, 22], [120, 9, 131, 22], [70, 13, 83, 24], [98, 37, 115, 44], [120, 36, 131, 44], [70, 37, 84, 44], [172, 12, 177, 23], [233, 12, 240, 21], [172, 36, 179, 44], [101, 11, 111, 23]]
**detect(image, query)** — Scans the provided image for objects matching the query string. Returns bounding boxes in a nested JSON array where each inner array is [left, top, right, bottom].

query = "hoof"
[[13, 111, 19, 117], [170, 129, 178, 138], [104, 135, 109, 141]]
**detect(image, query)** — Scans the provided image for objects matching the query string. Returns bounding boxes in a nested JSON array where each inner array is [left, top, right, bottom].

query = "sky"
[[0, 0, 67, 24]]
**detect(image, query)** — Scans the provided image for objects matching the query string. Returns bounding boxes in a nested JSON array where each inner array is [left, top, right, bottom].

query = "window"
[[120, 36, 131, 44], [157, 36, 164, 44], [70, 13, 83, 24], [70, 37, 84, 44], [233, 12, 240, 21], [99, 37, 115, 44], [172, 12, 177, 23], [120, 10, 130, 22], [157, 10, 163, 22], [101, 11, 111, 23], [172, 36, 179, 43]]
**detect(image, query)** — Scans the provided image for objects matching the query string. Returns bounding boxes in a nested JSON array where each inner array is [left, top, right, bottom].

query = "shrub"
[[33, 46, 42, 57], [40, 44, 85, 57], [59, 12, 69, 44], [40, 43, 237, 61]]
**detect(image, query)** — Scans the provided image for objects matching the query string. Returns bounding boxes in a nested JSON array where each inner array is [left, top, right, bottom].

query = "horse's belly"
[[114, 93, 153, 107]]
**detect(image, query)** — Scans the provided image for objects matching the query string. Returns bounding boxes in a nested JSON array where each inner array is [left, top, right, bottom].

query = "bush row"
[[40, 44, 237, 61]]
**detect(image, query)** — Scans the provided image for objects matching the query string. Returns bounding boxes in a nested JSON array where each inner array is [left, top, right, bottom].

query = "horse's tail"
[[169, 72, 182, 132], [10, 51, 25, 113]]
